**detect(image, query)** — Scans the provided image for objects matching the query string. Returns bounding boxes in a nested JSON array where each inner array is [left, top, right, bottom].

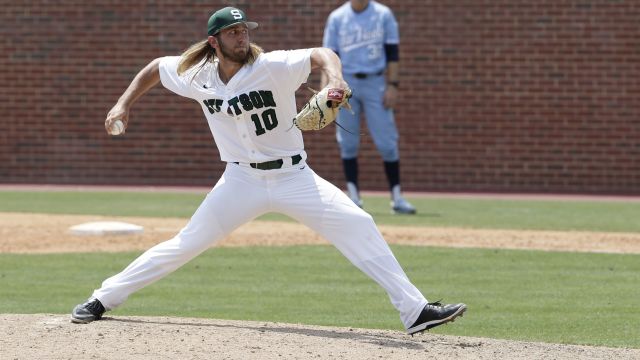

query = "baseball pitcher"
[[72, 6, 466, 335]]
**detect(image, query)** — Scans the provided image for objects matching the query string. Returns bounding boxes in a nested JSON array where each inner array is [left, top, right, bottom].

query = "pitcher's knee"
[[348, 210, 376, 227], [162, 232, 218, 259]]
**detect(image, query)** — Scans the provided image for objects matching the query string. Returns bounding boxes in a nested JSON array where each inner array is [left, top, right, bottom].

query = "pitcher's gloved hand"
[[293, 87, 352, 131]]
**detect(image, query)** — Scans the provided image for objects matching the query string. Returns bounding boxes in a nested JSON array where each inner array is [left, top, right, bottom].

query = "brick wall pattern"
[[1, 1, 638, 194]]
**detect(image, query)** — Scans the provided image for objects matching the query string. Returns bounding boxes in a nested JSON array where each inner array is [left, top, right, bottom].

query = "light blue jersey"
[[323, 1, 399, 75], [322, 1, 400, 162]]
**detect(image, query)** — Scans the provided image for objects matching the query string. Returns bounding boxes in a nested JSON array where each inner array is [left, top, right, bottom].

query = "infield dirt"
[[2, 212, 640, 254], [1, 212, 639, 359]]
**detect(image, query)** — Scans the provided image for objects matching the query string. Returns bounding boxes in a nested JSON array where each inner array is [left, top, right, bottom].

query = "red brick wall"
[[2, 1, 638, 194]]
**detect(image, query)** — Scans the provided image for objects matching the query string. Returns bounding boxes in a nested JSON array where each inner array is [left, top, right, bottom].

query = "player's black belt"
[[353, 70, 384, 79], [234, 154, 303, 170]]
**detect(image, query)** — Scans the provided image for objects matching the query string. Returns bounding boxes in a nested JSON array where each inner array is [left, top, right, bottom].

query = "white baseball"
[[109, 120, 125, 135]]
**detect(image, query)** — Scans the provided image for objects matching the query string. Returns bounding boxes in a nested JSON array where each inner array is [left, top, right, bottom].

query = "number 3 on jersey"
[[250, 109, 278, 135]]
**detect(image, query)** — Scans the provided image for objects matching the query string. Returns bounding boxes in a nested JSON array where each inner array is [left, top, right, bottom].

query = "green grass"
[[0, 246, 638, 348], [1, 190, 639, 232], [0, 191, 203, 218]]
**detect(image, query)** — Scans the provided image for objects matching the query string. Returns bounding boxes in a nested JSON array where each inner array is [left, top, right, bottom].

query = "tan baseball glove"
[[293, 87, 352, 131]]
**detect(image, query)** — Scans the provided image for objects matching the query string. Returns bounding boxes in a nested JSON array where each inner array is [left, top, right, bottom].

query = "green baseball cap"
[[207, 7, 258, 36]]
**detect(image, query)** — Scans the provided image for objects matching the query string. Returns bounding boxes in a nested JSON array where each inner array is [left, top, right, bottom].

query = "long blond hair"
[[177, 39, 263, 77]]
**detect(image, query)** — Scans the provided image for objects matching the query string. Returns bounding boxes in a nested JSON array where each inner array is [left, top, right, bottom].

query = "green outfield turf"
[[1, 190, 639, 232], [0, 246, 638, 348]]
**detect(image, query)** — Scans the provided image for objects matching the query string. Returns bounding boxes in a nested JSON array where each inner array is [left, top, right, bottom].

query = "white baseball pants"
[[92, 162, 428, 328]]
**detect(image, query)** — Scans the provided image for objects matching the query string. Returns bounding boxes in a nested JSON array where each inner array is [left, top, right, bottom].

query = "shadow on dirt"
[[105, 316, 471, 350]]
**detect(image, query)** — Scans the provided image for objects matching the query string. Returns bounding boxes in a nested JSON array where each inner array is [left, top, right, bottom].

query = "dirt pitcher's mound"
[[1, 314, 638, 360]]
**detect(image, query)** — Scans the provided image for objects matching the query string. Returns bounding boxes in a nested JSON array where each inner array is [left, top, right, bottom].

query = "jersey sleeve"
[[384, 10, 400, 45], [158, 56, 194, 98], [322, 14, 339, 51], [264, 49, 312, 93]]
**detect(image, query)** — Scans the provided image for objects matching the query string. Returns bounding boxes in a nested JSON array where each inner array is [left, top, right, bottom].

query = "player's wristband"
[[388, 81, 399, 88]]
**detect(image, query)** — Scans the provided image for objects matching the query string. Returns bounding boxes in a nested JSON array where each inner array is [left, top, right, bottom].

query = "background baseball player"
[[323, 0, 416, 214], [70, 6, 465, 335]]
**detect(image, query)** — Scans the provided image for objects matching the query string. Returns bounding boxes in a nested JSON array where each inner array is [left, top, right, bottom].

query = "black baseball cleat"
[[407, 301, 467, 335], [71, 298, 106, 324]]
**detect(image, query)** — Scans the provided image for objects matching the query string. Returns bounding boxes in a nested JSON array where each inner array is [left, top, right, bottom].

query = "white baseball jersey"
[[159, 49, 312, 163]]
